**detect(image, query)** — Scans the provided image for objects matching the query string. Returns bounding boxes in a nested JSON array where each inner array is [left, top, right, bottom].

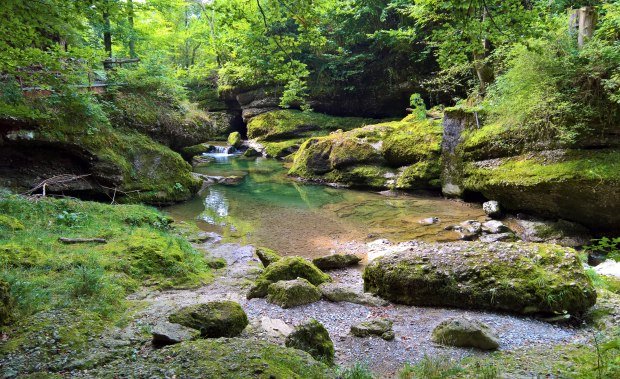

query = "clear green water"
[[165, 155, 485, 257]]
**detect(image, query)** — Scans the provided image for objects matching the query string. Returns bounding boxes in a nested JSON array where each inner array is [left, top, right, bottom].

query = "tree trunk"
[[127, 0, 136, 58], [473, 6, 494, 94], [578, 6, 596, 48], [103, 0, 112, 57]]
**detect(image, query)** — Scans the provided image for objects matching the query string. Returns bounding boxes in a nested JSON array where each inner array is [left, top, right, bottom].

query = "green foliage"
[[399, 355, 463, 379], [338, 362, 374, 379], [586, 237, 620, 261], [0, 195, 211, 321]]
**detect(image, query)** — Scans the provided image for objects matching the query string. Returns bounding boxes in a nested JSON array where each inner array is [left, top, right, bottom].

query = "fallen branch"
[[58, 237, 107, 244]]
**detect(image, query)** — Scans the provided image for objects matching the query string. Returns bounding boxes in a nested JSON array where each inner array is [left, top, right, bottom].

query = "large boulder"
[[227, 131, 242, 148], [431, 317, 500, 350], [285, 319, 335, 364], [168, 301, 248, 338], [363, 241, 596, 316], [266, 278, 322, 309], [312, 254, 361, 270]]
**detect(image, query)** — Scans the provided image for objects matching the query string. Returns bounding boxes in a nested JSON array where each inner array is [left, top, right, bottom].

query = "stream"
[[165, 152, 486, 258]]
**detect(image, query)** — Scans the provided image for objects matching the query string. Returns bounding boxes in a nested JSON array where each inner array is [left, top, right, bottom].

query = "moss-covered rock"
[[285, 319, 335, 365], [363, 241, 596, 316], [0, 244, 46, 267], [381, 119, 443, 167], [462, 149, 620, 231], [259, 257, 331, 286], [228, 131, 243, 148], [247, 110, 374, 141], [289, 117, 443, 191], [74, 338, 335, 378], [267, 278, 322, 308], [431, 317, 499, 350], [181, 143, 213, 160], [256, 247, 282, 267], [168, 301, 249, 338], [312, 254, 361, 270], [0, 279, 13, 325]]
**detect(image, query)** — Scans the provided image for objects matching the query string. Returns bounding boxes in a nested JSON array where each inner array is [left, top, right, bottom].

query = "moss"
[[288, 117, 442, 191], [181, 143, 213, 160], [247, 110, 375, 141], [395, 160, 442, 190], [168, 301, 248, 338], [312, 254, 361, 270], [263, 139, 306, 159], [256, 247, 282, 267], [259, 256, 331, 286], [0, 215, 25, 231], [381, 119, 443, 167], [0, 195, 211, 338], [326, 165, 389, 189], [0, 244, 47, 268], [266, 278, 322, 308], [81, 338, 334, 378], [285, 319, 335, 365], [228, 131, 242, 148], [0, 279, 13, 325], [363, 241, 597, 316], [462, 149, 620, 230]]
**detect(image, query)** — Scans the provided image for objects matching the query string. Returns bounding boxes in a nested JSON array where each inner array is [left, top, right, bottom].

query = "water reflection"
[[165, 155, 486, 257]]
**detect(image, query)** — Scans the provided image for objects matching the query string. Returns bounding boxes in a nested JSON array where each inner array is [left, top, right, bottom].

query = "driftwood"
[[58, 237, 107, 244], [24, 174, 91, 197]]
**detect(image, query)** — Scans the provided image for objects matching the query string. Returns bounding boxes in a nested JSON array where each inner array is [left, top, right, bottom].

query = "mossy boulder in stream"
[[289, 116, 443, 190], [227, 131, 243, 148], [363, 241, 596, 316], [168, 301, 248, 338], [267, 278, 322, 308]]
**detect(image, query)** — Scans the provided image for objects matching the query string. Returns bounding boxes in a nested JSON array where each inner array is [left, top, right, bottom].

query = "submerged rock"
[[266, 278, 322, 309], [180, 143, 213, 160], [168, 301, 248, 338], [256, 247, 281, 267], [363, 241, 596, 316], [432, 317, 499, 350], [351, 318, 394, 341], [312, 254, 361, 270], [318, 282, 388, 307], [483, 201, 502, 219], [285, 319, 335, 364], [151, 321, 200, 346]]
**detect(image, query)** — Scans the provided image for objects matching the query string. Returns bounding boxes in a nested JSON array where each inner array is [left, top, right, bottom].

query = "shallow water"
[[165, 155, 485, 257]]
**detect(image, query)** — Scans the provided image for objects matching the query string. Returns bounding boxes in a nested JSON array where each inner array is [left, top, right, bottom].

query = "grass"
[[0, 194, 211, 322]]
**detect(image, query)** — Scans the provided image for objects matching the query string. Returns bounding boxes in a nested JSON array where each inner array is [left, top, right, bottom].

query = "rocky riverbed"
[[108, 238, 596, 377]]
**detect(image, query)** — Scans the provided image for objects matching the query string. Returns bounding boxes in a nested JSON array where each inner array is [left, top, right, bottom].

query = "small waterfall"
[[212, 145, 236, 154]]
